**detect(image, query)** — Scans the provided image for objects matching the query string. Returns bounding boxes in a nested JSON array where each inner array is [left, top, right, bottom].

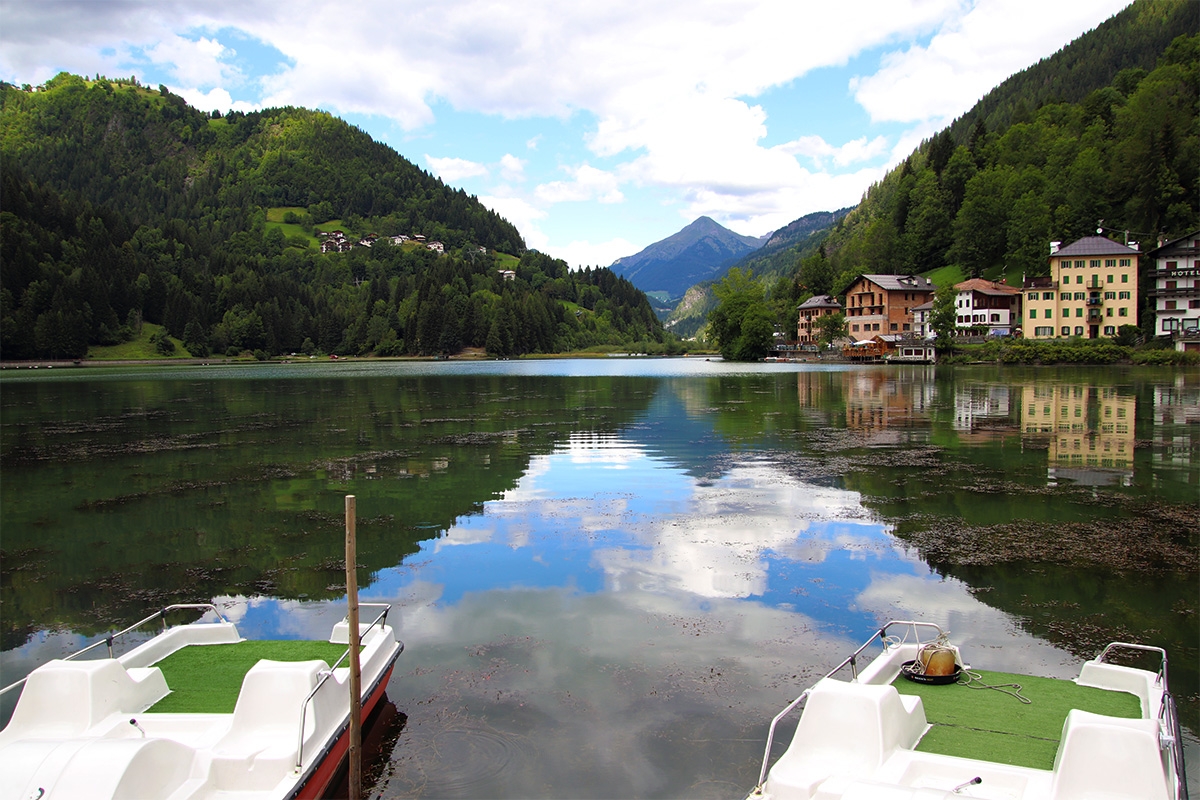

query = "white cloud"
[[174, 85, 260, 114], [554, 238, 640, 270], [0, 0, 1126, 257], [536, 164, 623, 205], [478, 194, 549, 249], [425, 155, 489, 182], [499, 153, 525, 182], [776, 134, 891, 169], [851, 0, 1130, 124], [145, 34, 232, 88]]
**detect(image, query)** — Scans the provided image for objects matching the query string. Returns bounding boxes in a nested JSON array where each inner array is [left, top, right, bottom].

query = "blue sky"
[[1, 0, 1128, 267]]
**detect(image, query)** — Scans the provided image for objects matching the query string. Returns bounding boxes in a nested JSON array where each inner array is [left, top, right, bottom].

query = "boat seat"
[[210, 659, 327, 791], [0, 659, 168, 741], [0, 737, 195, 800], [1050, 709, 1170, 800], [765, 678, 927, 799]]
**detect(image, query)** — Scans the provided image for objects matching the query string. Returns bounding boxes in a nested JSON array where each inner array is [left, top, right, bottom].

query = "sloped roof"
[[912, 300, 934, 311], [1146, 229, 1200, 257], [1054, 236, 1139, 257], [798, 294, 841, 309], [954, 278, 1020, 296], [858, 274, 936, 291]]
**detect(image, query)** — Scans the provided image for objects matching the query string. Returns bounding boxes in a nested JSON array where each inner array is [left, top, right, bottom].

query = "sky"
[[0, 0, 1129, 268]]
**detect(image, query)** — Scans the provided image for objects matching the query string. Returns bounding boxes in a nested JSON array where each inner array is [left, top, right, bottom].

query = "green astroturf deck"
[[893, 670, 1142, 770], [147, 640, 351, 713]]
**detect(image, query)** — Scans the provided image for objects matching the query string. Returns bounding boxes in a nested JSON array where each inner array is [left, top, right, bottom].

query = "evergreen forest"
[[0, 75, 668, 360], [802, 1, 1197, 306]]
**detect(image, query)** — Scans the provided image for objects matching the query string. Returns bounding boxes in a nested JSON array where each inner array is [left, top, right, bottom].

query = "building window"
[[1107, 274, 1114, 283], [1028, 292, 1038, 301], [903, 323, 910, 331], [1076, 308, 1083, 317], [1118, 308, 1128, 317], [1061, 326, 1071, 336], [1104, 326, 1115, 335], [890, 323, 898, 331], [1076, 260, 1086, 268], [1061, 292, 1071, 300], [851, 324, 859, 332], [1106, 308, 1113, 317], [1104, 291, 1114, 299], [1118, 291, 1131, 299], [1165, 261, 1178, 269], [1045, 309, 1053, 319], [1166, 300, 1177, 310], [1105, 259, 1116, 267], [1166, 280, 1177, 289], [1062, 277, 1070, 286], [1035, 326, 1053, 336], [1030, 309, 1037, 319], [1190, 300, 1200, 309], [1119, 259, 1131, 267], [1076, 275, 1084, 284], [1089, 260, 1100, 268], [1073, 292, 1085, 300], [1075, 326, 1084, 336], [1121, 274, 1128, 283], [1043, 291, 1054, 300]]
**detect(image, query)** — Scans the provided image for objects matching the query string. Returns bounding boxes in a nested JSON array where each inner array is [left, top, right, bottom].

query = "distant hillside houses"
[[316, 230, 452, 255]]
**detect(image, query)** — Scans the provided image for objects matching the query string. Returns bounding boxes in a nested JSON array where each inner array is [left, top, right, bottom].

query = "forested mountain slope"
[[811, 0, 1197, 299], [0, 74, 668, 359]]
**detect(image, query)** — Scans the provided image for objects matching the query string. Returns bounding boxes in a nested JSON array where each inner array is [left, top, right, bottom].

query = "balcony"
[[1086, 297, 1103, 306]]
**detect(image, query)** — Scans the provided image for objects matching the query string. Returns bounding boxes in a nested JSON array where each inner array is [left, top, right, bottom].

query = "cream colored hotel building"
[[1023, 235, 1139, 339]]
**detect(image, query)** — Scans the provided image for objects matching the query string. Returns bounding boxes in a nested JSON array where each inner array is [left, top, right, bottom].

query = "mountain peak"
[[608, 217, 766, 299]]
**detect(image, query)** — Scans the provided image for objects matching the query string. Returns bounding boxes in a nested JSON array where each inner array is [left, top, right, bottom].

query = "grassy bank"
[[939, 337, 1198, 366]]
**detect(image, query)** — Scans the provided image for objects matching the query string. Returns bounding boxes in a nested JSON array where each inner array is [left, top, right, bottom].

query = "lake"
[[1, 358, 1196, 798]]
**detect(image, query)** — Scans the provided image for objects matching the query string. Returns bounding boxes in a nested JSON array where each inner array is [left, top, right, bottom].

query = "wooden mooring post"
[[345, 495, 362, 799]]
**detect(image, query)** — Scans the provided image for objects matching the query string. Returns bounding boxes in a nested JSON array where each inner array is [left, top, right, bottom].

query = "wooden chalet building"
[[843, 274, 936, 339]]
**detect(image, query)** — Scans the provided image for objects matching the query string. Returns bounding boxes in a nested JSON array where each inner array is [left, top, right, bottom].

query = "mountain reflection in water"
[[0, 360, 1195, 797]]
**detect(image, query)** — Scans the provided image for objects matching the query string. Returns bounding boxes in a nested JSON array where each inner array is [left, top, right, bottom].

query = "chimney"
[[1050, 241, 1061, 255]]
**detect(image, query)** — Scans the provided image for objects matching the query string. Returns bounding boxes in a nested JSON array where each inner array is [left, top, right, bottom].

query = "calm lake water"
[[1, 358, 1197, 798]]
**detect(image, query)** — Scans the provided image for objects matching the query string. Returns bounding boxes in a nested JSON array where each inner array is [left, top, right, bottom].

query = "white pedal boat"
[[0, 603, 403, 800]]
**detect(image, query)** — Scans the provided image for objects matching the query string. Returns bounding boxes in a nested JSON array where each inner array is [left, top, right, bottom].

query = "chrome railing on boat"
[[752, 620, 946, 793], [294, 603, 396, 772], [0, 603, 228, 699], [1095, 643, 1188, 800]]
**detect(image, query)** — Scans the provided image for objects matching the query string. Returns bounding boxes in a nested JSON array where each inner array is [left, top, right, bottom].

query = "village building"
[[427, 241, 445, 254], [1023, 236, 1139, 340], [912, 300, 934, 339], [953, 278, 1022, 336], [795, 294, 841, 344], [842, 274, 936, 338], [1145, 230, 1200, 348]]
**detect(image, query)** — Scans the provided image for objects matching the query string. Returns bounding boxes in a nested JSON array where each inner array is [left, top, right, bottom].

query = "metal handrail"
[[0, 603, 227, 699], [293, 603, 391, 771], [752, 620, 944, 791], [1093, 643, 1187, 799]]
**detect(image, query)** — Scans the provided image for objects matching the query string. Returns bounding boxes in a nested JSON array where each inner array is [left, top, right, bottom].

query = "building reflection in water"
[[838, 369, 935, 442], [1021, 384, 1134, 486], [1152, 376, 1200, 471]]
